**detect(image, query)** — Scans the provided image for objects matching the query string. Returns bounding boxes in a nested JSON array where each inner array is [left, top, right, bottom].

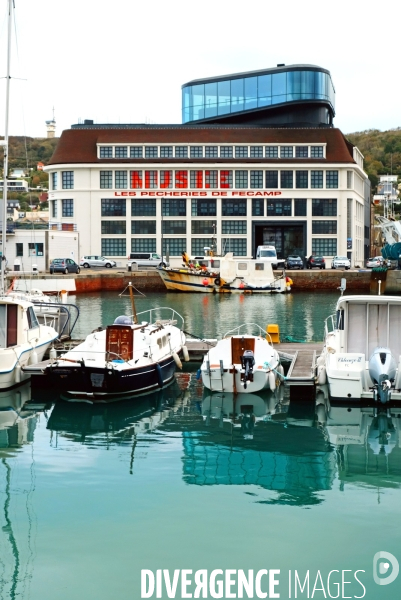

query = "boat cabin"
[[331, 295, 401, 358], [0, 299, 39, 348], [220, 253, 275, 285]]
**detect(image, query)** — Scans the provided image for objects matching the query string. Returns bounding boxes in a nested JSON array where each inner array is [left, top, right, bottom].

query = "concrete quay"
[[7, 268, 401, 294]]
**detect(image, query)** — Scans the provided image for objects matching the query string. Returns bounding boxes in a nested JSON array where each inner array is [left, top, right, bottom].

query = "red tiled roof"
[[48, 127, 355, 165]]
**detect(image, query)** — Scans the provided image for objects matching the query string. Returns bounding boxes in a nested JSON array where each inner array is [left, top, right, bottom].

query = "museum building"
[[46, 64, 371, 266]]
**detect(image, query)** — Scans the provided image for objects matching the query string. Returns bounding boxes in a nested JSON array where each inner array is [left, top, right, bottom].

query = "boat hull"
[[33, 355, 178, 400], [202, 369, 277, 393], [159, 269, 288, 293], [0, 339, 56, 390]]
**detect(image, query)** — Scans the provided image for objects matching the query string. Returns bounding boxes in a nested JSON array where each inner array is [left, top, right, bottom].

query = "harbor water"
[[1, 291, 400, 600]]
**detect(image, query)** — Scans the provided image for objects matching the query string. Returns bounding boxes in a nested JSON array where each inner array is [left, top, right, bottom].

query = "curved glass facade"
[[182, 67, 335, 123]]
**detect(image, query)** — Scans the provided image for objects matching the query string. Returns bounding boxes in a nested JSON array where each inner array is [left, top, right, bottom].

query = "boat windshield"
[[259, 250, 276, 257]]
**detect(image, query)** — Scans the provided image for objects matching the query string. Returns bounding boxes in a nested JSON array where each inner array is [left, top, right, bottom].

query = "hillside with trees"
[[0, 136, 59, 211], [346, 128, 401, 192]]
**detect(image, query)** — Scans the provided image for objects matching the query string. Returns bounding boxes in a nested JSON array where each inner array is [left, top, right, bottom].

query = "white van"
[[255, 246, 285, 269], [127, 252, 168, 271]]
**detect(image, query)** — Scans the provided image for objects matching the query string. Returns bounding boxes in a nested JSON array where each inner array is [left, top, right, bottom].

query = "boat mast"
[[1, 0, 13, 296]]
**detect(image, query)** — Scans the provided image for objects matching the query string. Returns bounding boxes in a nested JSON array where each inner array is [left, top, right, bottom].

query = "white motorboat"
[[32, 286, 188, 400], [7, 288, 79, 339], [318, 294, 401, 403], [0, 296, 59, 389], [200, 323, 283, 393]]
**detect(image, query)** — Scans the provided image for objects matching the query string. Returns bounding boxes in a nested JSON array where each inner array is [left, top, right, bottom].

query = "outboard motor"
[[240, 350, 255, 389], [368, 347, 397, 404]]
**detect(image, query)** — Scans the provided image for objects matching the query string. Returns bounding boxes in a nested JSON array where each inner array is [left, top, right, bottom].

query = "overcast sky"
[[0, 0, 400, 139]]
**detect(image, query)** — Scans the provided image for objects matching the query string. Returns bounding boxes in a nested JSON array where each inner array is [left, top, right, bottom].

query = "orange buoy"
[[202, 278, 209, 286]]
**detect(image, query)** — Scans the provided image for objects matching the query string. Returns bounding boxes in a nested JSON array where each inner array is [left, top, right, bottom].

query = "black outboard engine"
[[240, 350, 255, 389], [368, 347, 397, 404]]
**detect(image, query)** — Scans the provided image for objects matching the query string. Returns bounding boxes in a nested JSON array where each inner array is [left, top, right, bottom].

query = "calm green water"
[[1, 292, 401, 600]]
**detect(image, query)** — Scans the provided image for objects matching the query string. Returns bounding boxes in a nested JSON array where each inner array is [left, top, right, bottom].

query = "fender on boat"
[[317, 365, 327, 385], [172, 352, 182, 369], [156, 363, 164, 387], [268, 371, 276, 392], [182, 345, 190, 362]]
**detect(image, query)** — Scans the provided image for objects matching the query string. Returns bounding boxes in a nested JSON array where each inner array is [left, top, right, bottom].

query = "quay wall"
[[9, 268, 398, 293]]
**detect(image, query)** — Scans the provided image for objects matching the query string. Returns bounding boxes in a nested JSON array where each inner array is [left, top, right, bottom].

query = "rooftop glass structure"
[[182, 64, 335, 127]]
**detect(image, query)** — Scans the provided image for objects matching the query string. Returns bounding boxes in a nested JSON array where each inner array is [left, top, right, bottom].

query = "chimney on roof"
[[277, 64, 285, 67], [84, 119, 94, 125]]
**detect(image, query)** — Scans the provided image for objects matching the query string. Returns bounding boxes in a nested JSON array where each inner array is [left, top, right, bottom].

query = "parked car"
[[80, 255, 116, 268], [127, 252, 168, 271], [331, 256, 351, 270], [306, 255, 326, 269], [285, 255, 304, 269], [50, 258, 80, 274], [366, 256, 384, 268]]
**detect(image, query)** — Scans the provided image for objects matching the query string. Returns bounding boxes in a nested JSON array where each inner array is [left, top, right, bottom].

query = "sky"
[[0, 0, 400, 139]]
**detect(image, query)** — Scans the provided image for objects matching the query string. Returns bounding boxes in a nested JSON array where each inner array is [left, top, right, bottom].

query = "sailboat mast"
[[1, 0, 13, 296]]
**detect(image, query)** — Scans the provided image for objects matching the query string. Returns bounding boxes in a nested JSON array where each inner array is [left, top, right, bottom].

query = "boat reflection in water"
[[46, 378, 190, 446], [177, 388, 336, 506], [0, 382, 40, 600], [178, 386, 401, 505], [316, 389, 401, 488], [0, 382, 38, 452]]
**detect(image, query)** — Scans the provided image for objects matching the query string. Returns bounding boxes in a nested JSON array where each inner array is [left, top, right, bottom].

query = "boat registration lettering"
[[338, 357, 362, 364]]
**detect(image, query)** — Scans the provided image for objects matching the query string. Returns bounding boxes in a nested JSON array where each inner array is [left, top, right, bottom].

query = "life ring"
[[214, 277, 221, 286]]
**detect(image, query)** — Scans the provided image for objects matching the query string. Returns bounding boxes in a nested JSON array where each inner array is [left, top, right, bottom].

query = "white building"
[[45, 126, 370, 267], [2, 229, 79, 272]]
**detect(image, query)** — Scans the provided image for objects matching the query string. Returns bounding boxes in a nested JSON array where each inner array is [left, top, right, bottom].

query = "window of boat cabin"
[[238, 262, 248, 270], [0, 304, 18, 347], [336, 309, 345, 330], [27, 306, 39, 329], [255, 263, 265, 270]]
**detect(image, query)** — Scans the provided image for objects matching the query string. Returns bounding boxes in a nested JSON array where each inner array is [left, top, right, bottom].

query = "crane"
[[375, 216, 401, 260]]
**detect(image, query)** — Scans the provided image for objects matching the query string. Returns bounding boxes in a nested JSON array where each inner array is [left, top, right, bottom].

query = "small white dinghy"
[[200, 323, 283, 393]]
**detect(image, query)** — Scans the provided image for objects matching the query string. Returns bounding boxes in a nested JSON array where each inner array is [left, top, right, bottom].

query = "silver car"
[[331, 256, 351, 269], [366, 256, 384, 268], [80, 255, 116, 268]]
